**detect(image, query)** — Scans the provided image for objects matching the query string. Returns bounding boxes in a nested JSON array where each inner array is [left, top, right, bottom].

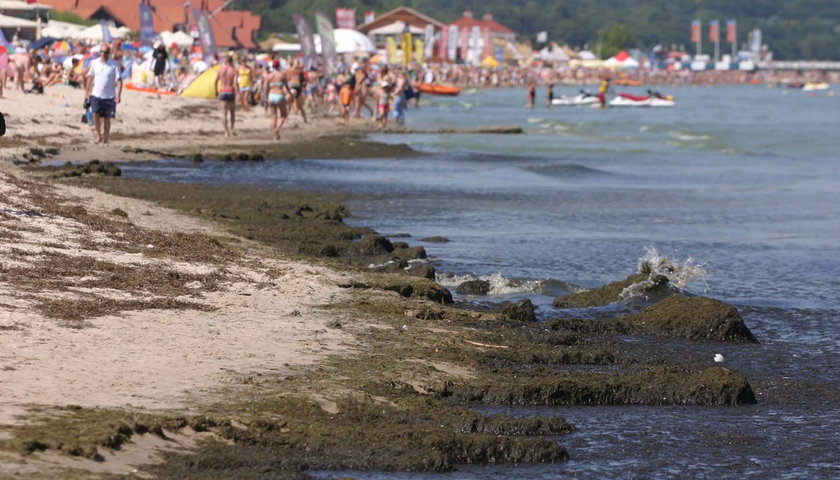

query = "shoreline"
[[1, 88, 763, 478]]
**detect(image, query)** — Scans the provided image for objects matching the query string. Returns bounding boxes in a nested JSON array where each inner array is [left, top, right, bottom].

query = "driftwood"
[[465, 340, 510, 349]]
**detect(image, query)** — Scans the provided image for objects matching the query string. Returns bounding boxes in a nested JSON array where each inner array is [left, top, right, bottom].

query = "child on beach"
[[338, 74, 353, 124]]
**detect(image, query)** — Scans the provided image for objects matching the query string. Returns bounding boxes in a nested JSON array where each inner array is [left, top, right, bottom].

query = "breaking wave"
[[436, 272, 581, 296], [619, 246, 708, 300]]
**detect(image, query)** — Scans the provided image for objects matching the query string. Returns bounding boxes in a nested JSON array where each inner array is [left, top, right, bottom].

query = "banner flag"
[[536, 31, 547, 44], [726, 19, 737, 44], [193, 9, 217, 61], [424, 24, 434, 60], [468, 26, 481, 64], [415, 38, 424, 64], [315, 11, 337, 75], [690, 19, 700, 44], [100, 19, 113, 43], [292, 13, 316, 70], [401, 31, 412, 66], [386, 36, 397, 64], [438, 25, 448, 60], [447, 26, 459, 61], [459, 25, 469, 61], [139, 3, 156, 46], [364, 10, 375, 24], [709, 19, 719, 43], [335, 8, 355, 30], [482, 27, 492, 59], [750, 29, 761, 55], [494, 45, 504, 64]]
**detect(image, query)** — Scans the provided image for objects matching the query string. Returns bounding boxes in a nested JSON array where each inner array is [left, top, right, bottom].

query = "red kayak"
[[417, 83, 460, 96]]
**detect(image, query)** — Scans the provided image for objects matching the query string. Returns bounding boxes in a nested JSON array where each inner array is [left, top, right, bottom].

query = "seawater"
[[120, 85, 840, 479]]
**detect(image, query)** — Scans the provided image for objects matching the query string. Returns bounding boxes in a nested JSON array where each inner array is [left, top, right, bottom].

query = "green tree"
[[598, 25, 631, 59]]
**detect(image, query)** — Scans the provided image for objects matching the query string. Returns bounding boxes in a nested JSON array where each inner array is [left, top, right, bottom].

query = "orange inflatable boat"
[[417, 83, 461, 96]]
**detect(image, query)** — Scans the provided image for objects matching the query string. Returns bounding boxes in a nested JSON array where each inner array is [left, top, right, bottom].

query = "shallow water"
[[120, 85, 840, 478]]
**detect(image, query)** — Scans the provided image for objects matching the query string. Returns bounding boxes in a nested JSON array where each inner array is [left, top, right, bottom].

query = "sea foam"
[[619, 246, 708, 299]]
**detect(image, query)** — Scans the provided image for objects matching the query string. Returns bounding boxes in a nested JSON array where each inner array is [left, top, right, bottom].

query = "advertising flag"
[[447, 26, 458, 61], [482, 27, 492, 59], [726, 19, 736, 44], [100, 19, 113, 43], [292, 14, 317, 70], [690, 19, 700, 43], [193, 9, 217, 61], [468, 26, 482, 64], [438, 25, 448, 60], [401, 31, 412, 66], [364, 11, 375, 24], [139, 3, 156, 46], [386, 36, 397, 64], [536, 31, 547, 44], [750, 29, 762, 55], [709, 20, 719, 42], [459, 25, 469, 61], [315, 11, 337, 75], [424, 24, 435, 60], [335, 8, 355, 30], [415, 38, 424, 64]]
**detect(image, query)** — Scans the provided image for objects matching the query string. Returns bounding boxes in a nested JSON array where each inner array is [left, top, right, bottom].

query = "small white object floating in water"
[[714, 354, 725, 363]]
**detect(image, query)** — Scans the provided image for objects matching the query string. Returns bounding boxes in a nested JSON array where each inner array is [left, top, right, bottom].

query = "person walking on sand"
[[375, 66, 393, 129], [286, 58, 307, 123], [215, 55, 238, 137], [84, 43, 122, 144], [238, 59, 254, 113], [263, 60, 289, 140]]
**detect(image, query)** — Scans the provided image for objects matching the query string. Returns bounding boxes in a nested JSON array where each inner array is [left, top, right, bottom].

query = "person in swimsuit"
[[526, 78, 536, 108], [215, 55, 238, 137], [376, 66, 393, 129], [338, 74, 353, 125], [286, 58, 307, 123], [237, 59, 253, 112], [598, 76, 611, 109], [352, 60, 373, 118], [263, 60, 290, 140]]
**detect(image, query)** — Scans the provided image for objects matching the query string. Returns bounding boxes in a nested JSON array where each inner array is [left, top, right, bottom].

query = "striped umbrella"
[[52, 40, 76, 52]]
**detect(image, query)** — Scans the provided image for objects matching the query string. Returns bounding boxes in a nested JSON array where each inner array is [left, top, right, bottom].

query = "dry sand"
[[0, 86, 373, 475]]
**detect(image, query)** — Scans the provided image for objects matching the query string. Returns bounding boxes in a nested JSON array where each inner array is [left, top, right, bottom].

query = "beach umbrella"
[[52, 40, 75, 52], [28, 37, 58, 51], [0, 45, 7, 54]]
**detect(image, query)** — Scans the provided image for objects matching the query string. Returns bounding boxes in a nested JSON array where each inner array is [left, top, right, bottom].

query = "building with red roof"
[[450, 10, 515, 42], [38, 0, 260, 49]]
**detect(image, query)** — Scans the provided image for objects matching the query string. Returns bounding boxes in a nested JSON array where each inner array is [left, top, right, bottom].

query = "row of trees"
[[244, 0, 840, 60]]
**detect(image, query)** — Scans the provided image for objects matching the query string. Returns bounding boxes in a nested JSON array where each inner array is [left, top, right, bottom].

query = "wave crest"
[[619, 246, 707, 299]]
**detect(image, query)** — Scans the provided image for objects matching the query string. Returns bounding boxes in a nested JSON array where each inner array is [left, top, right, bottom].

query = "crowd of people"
[[2, 36, 837, 144]]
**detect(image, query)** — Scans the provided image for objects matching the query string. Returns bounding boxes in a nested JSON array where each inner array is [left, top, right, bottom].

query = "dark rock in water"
[[622, 295, 759, 343], [500, 299, 537, 322], [405, 264, 436, 280], [552, 272, 672, 308], [388, 233, 411, 238], [394, 245, 426, 260], [251, 153, 265, 162], [440, 365, 756, 406], [375, 277, 452, 304], [420, 236, 450, 243], [392, 241, 410, 249], [190, 153, 204, 163], [456, 280, 492, 295], [222, 154, 234, 162], [352, 234, 394, 255], [236, 153, 251, 162]]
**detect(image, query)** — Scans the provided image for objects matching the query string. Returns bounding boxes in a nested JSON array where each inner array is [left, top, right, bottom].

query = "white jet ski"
[[552, 90, 600, 106], [609, 90, 675, 107]]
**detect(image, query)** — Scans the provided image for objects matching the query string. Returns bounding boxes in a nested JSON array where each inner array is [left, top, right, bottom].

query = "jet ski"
[[609, 90, 675, 107], [552, 89, 599, 106], [802, 82, 830, 92]]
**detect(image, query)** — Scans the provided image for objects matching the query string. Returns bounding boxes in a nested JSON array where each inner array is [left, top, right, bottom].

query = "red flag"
[[709, 20, 719, 42], [726, 20, 737, 44], [690, 20, 700, 43]]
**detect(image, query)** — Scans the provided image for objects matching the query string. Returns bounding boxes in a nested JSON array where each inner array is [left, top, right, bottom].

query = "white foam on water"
[[668, 130, 712, 142], [368, 260, 395, 269], [619, 246, 708, 300], [436, 272, 544, 295]]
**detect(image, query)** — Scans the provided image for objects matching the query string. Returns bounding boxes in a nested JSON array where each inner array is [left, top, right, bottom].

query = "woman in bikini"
[[263, 60, 290, 140], [237, 59, 253, 113], [286, 58, 307, 123]]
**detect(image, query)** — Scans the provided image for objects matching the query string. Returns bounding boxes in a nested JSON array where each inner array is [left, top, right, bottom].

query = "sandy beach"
[[1, 86, 765, 479]]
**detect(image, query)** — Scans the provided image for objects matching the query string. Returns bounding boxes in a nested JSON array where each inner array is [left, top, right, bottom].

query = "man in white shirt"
[[84, 43, 123, 144]]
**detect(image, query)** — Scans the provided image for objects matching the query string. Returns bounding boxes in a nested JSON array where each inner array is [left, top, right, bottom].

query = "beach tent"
[[160, 30, 194, 48], [537, 42, 570, 64], [70, 23, 128, 42], [271, 41, 300, 53], [41, 20, 88, 39], [604, 50, 640, 69], [578, 50, 597, 60], [180, 64, 219, 99], [480, 56, 499, 67], [313, 28, 376, 54]]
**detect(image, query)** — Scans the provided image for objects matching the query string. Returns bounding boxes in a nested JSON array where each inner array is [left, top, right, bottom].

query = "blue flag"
[[139, 3, 156, 46]]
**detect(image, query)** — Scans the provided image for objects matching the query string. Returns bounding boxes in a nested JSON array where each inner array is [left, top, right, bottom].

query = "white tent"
[[272, 41, 300, 53], [604, 50, 640, 69], [314, 28, 376, 54], [0, 13, 35, 28], [578, 50, 597, 60], [68, 23, 128, 41], [538, 42, 570, 63], [159, 30, 194, 47], [40, 20, 87, 38], [367, 22, 424, 35]]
